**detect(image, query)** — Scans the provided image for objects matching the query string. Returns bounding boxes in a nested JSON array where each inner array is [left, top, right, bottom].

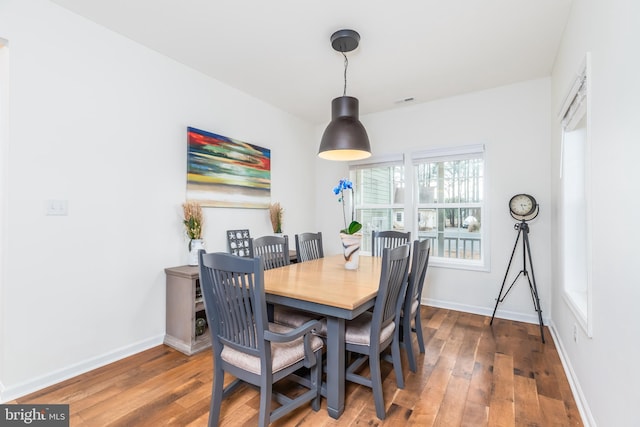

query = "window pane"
[[415, 155, 483, 263], [352, 165, 405, 253], [355, 166, 404, 205], [458, 159, 484, 203], [562, 117, 589, 322], [416, 163, 439, 203], [416, 208, 481, 260], [416, 159, 483, 204]]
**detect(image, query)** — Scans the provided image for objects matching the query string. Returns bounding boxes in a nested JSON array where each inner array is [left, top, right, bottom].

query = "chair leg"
[[258, 375, 272, 427], [209, 366, 224, 427], [403, 315, 417, 373], [391, 336, 405, 389], [311, 349, 322, 411], [369, 352, 386, 420], [414, 309, 425, 354]]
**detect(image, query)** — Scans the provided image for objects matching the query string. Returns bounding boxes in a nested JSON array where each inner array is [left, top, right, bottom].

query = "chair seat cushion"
[[401, 299, 420, 318], [273, 306, 322, 329], [411, 299, 419, 315], [221, 322, 323, 375], [316, 312, 395, 346]]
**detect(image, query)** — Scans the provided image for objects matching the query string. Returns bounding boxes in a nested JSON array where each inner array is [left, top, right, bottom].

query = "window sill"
[[430, 257, 489, 272]]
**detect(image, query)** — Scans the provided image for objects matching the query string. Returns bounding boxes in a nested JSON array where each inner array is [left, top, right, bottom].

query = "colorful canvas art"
[[186, 127, 271, 208]]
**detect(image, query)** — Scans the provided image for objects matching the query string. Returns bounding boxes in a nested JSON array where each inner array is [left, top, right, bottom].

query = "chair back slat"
[[295, 232, 324, 262], [199, 251, 266, 357], [252, 235, 290, 270], [371, 244, 411, 337], [372, 230, 411, 257], [408, 239, 431, 304]]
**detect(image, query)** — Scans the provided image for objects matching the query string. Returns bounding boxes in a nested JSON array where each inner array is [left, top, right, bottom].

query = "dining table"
[[263, 253, 382, 419]]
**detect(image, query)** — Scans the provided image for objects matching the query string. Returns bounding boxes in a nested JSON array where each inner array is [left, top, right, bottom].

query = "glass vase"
[[340, 232, 362, 270]]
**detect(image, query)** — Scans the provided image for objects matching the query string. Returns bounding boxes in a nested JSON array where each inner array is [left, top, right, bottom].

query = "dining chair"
[[295, 232, 324, 262], [371, 230, 411, 256], [226, 229, 252, 257], [399, 239, 431, 373], [251, 235, 290, 270], [316, 244, 411, 420], [273, 232, 325, 329], [198, 251, 323, 427]]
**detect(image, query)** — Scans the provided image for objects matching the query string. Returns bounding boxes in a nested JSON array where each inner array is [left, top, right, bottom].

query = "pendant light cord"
[[342, 52, 348, 96]]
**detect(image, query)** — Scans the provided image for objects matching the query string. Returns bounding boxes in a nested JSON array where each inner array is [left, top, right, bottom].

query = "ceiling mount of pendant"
[[330, 29, 360, 53]]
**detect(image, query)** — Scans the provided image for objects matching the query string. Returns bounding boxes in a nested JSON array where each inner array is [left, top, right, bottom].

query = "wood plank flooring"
[[11, 307, 583, 426]]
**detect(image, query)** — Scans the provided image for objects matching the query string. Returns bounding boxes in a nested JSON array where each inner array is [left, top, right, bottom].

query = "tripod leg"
[[523, 229, 545, 343], [491, 228, 522, 324]]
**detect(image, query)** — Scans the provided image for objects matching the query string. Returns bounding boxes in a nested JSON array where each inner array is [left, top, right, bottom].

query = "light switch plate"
[[45, 200, 69, 216]]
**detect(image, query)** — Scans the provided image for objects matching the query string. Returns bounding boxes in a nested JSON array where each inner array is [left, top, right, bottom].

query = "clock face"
[[509, 194, 537, 216]]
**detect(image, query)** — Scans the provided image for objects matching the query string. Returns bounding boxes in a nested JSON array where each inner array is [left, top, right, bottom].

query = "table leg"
[[326, 316, 345, 419], [266, 303, 274, 322]]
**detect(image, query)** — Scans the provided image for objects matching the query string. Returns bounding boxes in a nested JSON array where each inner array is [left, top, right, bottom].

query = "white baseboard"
[[548, 322, 596, 427], [0, 335, 164, 403], [422, 297, 552, 325]]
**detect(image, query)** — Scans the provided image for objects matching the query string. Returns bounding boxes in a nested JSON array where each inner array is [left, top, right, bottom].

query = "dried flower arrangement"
[[182, 201, 203, 240], [269, 202, 284, 233]]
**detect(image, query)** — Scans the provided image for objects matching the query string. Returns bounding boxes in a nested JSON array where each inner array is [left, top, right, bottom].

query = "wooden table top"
[[263, 254, 382, 310]]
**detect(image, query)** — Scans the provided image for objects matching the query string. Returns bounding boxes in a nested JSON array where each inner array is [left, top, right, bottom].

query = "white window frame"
[[558, 53, 593, 337], [411, 144, 488, 271], [349, 147, 488, 271]]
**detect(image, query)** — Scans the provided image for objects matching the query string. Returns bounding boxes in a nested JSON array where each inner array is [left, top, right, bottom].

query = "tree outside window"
[[415, 157, 483, 261]]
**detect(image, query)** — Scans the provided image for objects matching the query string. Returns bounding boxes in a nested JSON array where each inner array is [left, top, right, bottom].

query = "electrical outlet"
[[573, 323, 578, 343]]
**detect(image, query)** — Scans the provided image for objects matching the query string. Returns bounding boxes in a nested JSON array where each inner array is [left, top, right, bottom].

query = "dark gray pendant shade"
[[318, 96, 371, 161], [318, 29, 372, 161]]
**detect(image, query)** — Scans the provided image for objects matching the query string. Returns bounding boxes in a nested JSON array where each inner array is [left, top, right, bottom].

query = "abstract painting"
[[186, 127, 271, 208]]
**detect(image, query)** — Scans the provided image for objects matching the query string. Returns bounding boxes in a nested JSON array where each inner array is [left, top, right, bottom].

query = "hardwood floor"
[[11, 307, 583, 426]]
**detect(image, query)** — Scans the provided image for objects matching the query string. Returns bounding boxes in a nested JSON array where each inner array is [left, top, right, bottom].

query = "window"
[[350, 146, 486, 270], [413, 145, 485, 268], [559, 53, 592, 336], [350, 158, 405, 254]]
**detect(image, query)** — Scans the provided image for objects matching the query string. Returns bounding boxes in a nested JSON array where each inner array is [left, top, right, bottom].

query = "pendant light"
[[318, 29, 371, 161]]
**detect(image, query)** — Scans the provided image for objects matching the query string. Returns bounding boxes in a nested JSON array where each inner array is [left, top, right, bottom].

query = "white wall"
[[550, 1, 640, 426], [0, 0, 317, 401], [8, 4, 636, 423], [316, 78, 553, 324]]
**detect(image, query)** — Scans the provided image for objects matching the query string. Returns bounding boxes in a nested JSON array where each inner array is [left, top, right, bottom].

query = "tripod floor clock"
[[490, 193, 545, 343]]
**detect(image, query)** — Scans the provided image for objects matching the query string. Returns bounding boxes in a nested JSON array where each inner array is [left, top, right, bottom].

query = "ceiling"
[[50, 0, 574, 125]]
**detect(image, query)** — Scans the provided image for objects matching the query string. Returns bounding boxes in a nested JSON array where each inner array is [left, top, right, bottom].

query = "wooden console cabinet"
[[164, 265, 211, 355]]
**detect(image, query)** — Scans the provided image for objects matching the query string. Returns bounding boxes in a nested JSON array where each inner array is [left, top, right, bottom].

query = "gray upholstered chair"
[[294, 232, 324, 262], [198, 251, 323, 427], [316, 244, 411, 420], [399, 239, 431, 373], [251, 235, 290, 270], [371, 230, 411, 256], [273, 232, 325, 329]]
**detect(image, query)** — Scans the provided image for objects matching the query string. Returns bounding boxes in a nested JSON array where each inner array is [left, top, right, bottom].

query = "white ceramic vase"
[[188, 239, 205, 266], [340, 232, 362, 270]]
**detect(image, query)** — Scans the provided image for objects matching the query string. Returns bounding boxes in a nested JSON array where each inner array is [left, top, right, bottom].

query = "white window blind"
[[559, 54, 588, 132], [349, 153, 404, 170], [411, 144, 485, 164]]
